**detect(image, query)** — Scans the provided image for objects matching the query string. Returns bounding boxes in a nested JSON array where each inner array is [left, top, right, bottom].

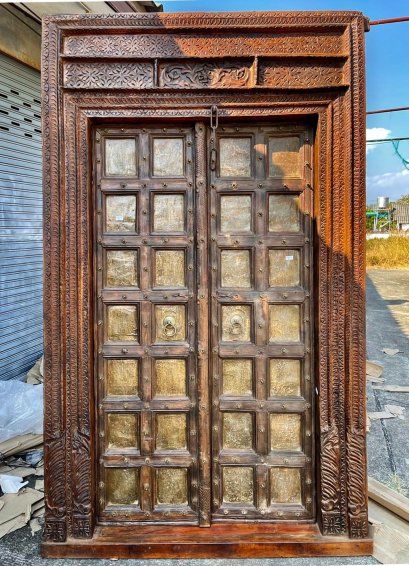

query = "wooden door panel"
[[210, 124, 314, 522], [95, 125, 199, 524], [94, 121, 314, 526]]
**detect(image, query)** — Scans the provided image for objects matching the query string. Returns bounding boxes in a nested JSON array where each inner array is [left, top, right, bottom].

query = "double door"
[[94, 122, 314, 526]]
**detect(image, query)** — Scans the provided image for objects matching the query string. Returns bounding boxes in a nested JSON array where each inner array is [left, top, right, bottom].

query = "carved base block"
[[42, 519, 67, 543], [42, 523, 372, 559]]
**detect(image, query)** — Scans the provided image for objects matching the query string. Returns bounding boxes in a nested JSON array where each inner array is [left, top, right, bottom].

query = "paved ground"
[[366, 269, 409, 492], [7, 268, 409, 565]]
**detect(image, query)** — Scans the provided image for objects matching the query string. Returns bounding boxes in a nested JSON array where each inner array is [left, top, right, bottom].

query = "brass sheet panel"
[[220, 195, 252, 233], [107, 305, 138, 342], [269, 304, 300, 343], [223, 412, 253, 450], [269, 249, 300, 287], [153, 138, 184, 177], [268, 195, 300, 232], [155, 359, 186, 397], [106, 468, 139, 506], [106, 195, 136, 232], [269, 136, 301, 178], [270, 467, 302, 504], [269, 359, 301, 397], [222, 305, 251, 342], [155, 305, 186, 342], [221, 250, 251, 288], [270, 414, 302, 451], [107, 413, 138, 449], [106, 359, 139, 396], [156, 414, 187, 450], [223, 467, 254, 504], [106, 250, 138, 287], [156, 468, 188, 505], [155, 250, 185, 288], [105, 138, 136, 176], [153, 194, 185, 233], [219, 137, 252, 177], [222, 359, 252, 396]]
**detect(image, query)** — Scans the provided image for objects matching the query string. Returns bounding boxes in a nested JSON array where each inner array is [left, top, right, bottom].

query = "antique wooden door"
[[93, 121, 314, 525]]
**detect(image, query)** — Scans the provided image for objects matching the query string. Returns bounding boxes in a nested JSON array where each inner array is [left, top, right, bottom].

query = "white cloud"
[[366, 127, 391, 154], [367, 168, 409, 202]]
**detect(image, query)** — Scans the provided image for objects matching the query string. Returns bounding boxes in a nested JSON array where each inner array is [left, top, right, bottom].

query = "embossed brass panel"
[[155, 305, 186, 342], [220, 195, 252, 233], [106, 195, 136, 232], [153, 194, 185, 233], [270, 467, 302, 504], [221, 305, 251, 342], [222, 359, 252, 396], [220, 250, 251, 288], [223, 467, 254, 504], [223, 413, 253, 450], [153, 138, 184, 176], [269, 304, 300, 343], [106, 468, 139, 506], [156, 414, 187, 451], [268, 195, 300, 232], [107, 305, 138, 342], [155, 359, 186, 397], [105, 138, 136, 176], [269, 249, 300, 287], [156, 468, 188, 505], [269, 136, 301, 178], [106, 359, 139, 396], [107, 413, 138, 449], [219, 137, 252, 177], [270, 414, 302, 451], [155, 250, 185, 288], [106, 250, 138, 287], [269, 359, 301, 397]]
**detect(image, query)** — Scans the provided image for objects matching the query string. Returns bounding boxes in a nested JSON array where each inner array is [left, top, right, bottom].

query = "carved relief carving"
[[260, 61, 346, 89], [64, 33, 344, 58], [320, 423, 346, 535], [159, 62, 252, 89], [64, 63, 154, 89]]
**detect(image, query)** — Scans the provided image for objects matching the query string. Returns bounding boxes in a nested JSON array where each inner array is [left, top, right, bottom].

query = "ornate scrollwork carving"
[[159, 62, 251, 89]]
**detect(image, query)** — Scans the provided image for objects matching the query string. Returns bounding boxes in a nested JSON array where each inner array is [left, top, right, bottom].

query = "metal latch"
[[209, 105, 219, 171]]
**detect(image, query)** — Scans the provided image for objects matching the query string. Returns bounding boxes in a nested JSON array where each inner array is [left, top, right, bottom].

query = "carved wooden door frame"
[[41, 11, 371, 558]]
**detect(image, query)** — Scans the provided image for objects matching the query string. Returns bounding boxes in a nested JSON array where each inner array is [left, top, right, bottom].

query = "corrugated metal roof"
[[0, 52, 43, 380], [395, 203, 409, 225]]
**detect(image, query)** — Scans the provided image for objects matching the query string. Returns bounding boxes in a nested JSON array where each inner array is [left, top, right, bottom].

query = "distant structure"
[[395, 203, 409, 231], [366, 196, 392, 232]]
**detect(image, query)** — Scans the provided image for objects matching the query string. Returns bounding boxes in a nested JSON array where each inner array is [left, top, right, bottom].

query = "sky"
[[162, 0, 409, 204]]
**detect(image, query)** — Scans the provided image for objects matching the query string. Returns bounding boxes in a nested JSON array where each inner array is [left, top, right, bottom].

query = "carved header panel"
[[63, 32, 347, 59], [159, 62, 252, 89], [63, 60, 347, 90], [64, 63, 154, 89], [259, 61, 346, 89]]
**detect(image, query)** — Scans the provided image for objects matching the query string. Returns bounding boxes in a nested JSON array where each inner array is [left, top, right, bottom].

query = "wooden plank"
[[369, 499, 409, 564], [368, 477, 409, 523]]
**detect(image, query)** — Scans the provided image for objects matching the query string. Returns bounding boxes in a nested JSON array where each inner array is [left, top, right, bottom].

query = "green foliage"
[[396, 194, 409, 205]]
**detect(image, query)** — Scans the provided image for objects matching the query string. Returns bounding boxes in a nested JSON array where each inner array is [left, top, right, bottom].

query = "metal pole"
[[370, 16, 409, 26]]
